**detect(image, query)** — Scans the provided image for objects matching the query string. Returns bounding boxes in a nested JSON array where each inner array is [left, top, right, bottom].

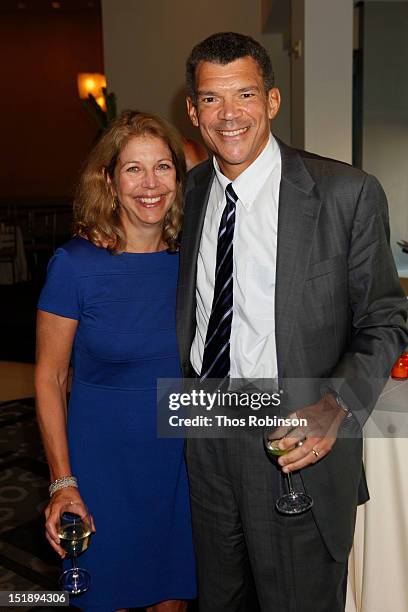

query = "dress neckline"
[[76, 236, 173, 255]]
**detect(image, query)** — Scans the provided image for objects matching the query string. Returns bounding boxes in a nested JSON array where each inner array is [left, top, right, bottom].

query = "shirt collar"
[[212, 133, 280, 210]]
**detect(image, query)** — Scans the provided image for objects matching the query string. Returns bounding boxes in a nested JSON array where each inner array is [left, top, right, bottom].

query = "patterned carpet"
[[0, 397, 70, 610], [0, 398, 197, 611]]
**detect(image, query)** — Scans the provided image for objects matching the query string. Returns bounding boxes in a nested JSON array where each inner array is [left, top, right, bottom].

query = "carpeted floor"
[[0, 397, 69, 611], [0, 398, 198, 611]]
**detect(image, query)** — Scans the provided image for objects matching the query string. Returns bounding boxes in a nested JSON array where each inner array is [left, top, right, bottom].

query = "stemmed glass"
[[57, 502, 92, 594], [264, 435, 313, 514]]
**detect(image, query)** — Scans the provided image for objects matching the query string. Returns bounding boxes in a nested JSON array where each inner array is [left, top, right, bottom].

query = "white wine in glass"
[[265, 438, 313, 515], [58, 520, 91, 556], [58, 502, 92, 595]]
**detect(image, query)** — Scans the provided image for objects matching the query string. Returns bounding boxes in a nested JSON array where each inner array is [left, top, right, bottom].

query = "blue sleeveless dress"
[[38, 237, 196, 611]]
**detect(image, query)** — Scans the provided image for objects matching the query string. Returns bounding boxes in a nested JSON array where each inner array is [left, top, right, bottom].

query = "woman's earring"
[[111, 196, 118, 211]]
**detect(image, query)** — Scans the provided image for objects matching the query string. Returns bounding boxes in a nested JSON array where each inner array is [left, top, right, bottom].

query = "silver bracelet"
[[49, 476, 78, 498]]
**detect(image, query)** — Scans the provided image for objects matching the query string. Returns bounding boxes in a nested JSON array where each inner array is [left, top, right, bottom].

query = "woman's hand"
[[44, 488, 95, 558]]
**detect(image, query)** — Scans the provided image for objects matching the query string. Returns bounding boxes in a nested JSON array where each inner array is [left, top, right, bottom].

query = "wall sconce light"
[[77, 73, 107, 110]]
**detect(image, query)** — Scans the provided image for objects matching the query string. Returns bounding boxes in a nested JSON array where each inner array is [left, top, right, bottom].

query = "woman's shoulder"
[[55, 236, 107, 266], [44, 237, 108, 280]]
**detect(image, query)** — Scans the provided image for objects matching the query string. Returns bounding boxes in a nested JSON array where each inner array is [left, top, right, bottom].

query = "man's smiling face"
[[187, 56, 280, 180]]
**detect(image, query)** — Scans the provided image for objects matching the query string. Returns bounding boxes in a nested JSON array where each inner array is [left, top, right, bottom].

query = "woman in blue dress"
[[35, 111, 196, 611]]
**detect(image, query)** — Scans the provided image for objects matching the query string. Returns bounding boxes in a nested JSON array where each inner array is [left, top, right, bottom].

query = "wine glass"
[[264, 436, 313, 514], [57, 502, 92, 594]]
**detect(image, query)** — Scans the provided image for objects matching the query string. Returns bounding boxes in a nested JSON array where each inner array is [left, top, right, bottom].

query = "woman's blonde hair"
[[73, 110, 186, 253]]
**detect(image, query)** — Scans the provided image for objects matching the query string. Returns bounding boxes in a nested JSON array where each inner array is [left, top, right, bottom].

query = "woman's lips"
[[135, 195, 165, 208]]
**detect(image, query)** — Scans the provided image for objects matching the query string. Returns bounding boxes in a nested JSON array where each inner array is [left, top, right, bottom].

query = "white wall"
[[101, 0, 291, 143], [291, 0, 353, 162], [303, 0, 353, 163], [362, 1, 408, 247]]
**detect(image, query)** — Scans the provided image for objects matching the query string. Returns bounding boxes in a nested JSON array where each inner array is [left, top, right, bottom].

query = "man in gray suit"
[[176, 32, 408, 612]]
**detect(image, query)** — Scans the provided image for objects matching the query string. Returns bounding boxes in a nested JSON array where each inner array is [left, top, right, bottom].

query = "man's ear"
[[186, 97, 199, 127], [267, 88, 281, 121]]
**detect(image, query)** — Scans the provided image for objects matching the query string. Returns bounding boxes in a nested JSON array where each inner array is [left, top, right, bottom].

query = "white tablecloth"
[[346, 379, 408, 612]]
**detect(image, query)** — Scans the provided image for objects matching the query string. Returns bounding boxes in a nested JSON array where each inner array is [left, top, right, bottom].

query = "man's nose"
[[218, 98, 241, 121]]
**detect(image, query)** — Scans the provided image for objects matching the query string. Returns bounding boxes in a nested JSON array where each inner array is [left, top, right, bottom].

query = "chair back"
[[0, 221, 17, 260]]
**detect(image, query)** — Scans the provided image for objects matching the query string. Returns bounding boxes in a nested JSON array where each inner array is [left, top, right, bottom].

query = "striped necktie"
[[200, 183, 237, 380]]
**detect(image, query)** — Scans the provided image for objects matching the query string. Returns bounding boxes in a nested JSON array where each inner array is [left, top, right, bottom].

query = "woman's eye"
[[126, 166, 139, 173], [202, 96, 216, 104], [157, 163, 171, 171]]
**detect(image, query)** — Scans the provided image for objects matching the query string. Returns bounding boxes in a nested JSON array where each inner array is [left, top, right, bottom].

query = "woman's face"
[[112, 134, 177, 229]]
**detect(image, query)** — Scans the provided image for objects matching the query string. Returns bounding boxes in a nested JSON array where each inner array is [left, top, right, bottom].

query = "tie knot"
[[225, 183, 238, 205]]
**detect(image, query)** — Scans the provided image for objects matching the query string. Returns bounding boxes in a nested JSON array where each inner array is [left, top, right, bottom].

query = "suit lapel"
[[275, 141, 322, 377], [177, 161, 214, 371], [183, 165, 214, 277]]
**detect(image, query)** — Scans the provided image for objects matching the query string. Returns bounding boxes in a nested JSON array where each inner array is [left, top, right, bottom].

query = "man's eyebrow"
[[237, 85, 260, 92], [197, 85, 260, 96], [197, 90, 218, 97]]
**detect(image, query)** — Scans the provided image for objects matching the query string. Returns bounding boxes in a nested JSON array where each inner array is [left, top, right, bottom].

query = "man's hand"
[[267, 394, 346, 473]]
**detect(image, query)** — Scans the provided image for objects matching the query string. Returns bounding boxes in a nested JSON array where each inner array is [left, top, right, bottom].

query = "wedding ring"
[[312, 449, 320, 458]]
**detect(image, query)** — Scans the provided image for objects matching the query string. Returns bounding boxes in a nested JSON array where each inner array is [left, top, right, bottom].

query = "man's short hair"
[[186, 31, 275, 103]]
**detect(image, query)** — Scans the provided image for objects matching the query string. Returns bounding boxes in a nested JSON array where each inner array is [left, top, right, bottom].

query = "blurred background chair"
[[0, 220, 27, 285]]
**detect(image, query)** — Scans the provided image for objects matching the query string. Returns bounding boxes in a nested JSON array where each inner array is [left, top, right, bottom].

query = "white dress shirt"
[[190, 133, 282, 380]]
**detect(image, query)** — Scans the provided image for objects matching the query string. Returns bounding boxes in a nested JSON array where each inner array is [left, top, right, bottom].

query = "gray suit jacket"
[[176, 138, 408, 561]]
